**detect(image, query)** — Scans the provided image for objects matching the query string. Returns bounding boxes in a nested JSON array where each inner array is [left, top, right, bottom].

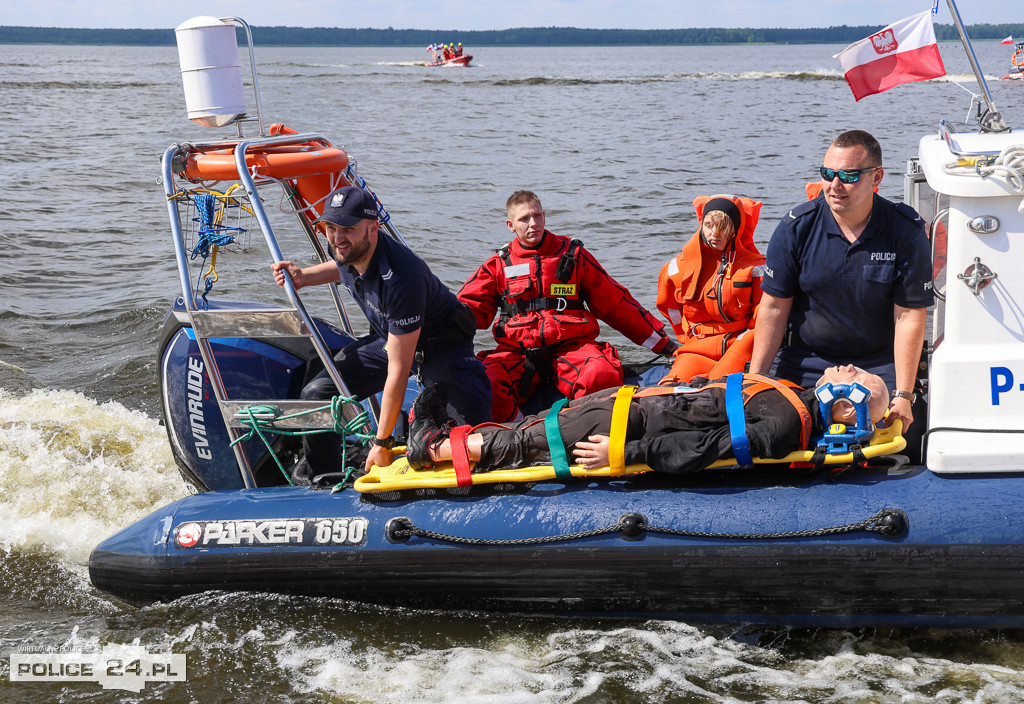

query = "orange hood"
[[679, 195, 763, 301]]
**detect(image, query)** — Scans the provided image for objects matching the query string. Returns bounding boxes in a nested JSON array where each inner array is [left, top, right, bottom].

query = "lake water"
[[2, 40, 1024, 703]]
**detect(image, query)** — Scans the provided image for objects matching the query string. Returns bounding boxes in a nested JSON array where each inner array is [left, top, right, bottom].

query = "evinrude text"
[[186, 356, 211, 460]]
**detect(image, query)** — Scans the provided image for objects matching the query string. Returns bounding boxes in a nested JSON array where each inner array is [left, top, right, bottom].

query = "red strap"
[[449, 425, 473, 487]]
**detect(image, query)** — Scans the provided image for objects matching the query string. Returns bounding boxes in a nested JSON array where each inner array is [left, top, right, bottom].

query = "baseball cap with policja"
[[314, 186, 379, 228]]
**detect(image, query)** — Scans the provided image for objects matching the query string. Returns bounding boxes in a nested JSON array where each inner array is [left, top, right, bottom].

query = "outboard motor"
[[158, 297, 355, 491]]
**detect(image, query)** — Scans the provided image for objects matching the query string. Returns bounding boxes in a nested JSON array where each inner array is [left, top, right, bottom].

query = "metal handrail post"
[[281, 183, 357, 335], [232, 137, 357, 401], [944, 0, 1008, 132], [162, 145, 258, 488], [221, 17, 266, 137], [163, 145, 199, 306]]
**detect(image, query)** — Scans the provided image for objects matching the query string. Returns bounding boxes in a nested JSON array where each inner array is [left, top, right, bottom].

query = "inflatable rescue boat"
[[428, 54, 472, 67], [90, 14, 1024, 626]]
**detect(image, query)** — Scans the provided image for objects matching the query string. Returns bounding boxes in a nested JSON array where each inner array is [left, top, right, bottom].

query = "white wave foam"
[[648, 68, 843, 82], [0, 389, 187, 566], [268, 619, 1024, 702], [937, 72, 1004, 82]]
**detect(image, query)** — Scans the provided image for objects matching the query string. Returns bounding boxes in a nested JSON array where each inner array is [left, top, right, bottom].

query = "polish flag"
[[1002, 36, 1014, 45], [833, 11, 946, 101]]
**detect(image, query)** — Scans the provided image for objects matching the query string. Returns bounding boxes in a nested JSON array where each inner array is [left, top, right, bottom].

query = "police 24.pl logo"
[[11, 646, 185, 693], [175, 517, 369, 548]]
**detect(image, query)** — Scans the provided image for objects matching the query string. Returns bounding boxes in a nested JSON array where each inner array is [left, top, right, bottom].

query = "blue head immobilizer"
[[813, 382, 876, 454]]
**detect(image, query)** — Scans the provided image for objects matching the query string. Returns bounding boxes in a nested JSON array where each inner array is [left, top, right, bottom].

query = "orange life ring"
[[180, 143, 349, 183], [1012, 50, 1024, 68]]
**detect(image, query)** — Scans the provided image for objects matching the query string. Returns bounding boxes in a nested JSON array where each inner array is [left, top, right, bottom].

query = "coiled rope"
[[169, 188, 253, 307], [943, 142, 1024, 211], [231, 396, 372, 486]]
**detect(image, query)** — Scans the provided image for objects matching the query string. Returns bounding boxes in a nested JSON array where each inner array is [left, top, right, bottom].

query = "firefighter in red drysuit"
[[656, 195, 766, 384], [458, 190, 679, 422]]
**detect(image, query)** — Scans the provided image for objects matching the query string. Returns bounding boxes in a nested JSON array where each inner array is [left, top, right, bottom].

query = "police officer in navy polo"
[[749, 130, 933, 435], [272, 186, 491, 480]]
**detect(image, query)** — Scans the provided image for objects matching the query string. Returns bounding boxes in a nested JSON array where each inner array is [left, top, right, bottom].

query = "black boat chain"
[[384, 508, 908, 546]]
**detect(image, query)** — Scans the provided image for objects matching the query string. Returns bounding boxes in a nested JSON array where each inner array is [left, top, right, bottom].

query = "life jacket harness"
[[671, 243, 755, 344], [637, 373, 811, 467], [494, 237, 587, 396], [496, 238, 586, 318]]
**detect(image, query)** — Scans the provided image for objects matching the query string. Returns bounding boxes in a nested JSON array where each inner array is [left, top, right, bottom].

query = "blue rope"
[[188, 193, 245, 307], [190, 194, 240, 259]]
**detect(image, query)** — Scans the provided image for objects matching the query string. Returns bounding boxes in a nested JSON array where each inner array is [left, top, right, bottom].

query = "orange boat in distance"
[[426, 42, 472, 67], [1002, 40, 1024, 80]]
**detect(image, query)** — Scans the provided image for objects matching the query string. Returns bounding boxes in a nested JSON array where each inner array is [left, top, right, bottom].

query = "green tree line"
[[1, 24, 1022, 47]]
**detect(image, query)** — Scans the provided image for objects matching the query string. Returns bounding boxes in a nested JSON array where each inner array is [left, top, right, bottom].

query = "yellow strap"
[[608, 386, 636, 475]]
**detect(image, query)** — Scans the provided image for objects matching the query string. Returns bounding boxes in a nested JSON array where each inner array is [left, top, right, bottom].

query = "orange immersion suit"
[[656, 195, 765, 384]]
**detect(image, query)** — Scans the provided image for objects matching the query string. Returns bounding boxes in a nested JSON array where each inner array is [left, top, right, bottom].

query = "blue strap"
[[726, 373, 753, 465], [544, 398, 572, 479]]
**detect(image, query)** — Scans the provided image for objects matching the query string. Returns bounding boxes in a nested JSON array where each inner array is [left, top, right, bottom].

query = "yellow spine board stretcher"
[[355, 387, 906, 494]]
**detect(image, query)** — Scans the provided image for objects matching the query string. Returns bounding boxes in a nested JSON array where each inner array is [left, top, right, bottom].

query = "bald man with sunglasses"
[[749, 130, 933, 434]]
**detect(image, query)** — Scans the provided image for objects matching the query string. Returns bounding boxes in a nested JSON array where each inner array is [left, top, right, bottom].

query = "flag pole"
[[944, 0, 1007, 132]]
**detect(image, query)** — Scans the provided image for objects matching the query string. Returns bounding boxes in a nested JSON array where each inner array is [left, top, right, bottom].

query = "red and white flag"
[[1001, 36, 1014, 45], [833, 11, 946, 101]]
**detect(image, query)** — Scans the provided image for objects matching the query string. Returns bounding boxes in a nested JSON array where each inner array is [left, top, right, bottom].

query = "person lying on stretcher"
[[405, 365, 889, 475]]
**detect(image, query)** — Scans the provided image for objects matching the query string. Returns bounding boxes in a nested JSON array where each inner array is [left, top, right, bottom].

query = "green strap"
[[544, 398, 572, 479]]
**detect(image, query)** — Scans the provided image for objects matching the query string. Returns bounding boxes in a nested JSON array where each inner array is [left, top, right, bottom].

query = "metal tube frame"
[[231, 133, 358, 400], [944, 0, 1008, 133], [163, 145, 258, 487], [219, 17, 266, 137], [162, 131, 396, 487]]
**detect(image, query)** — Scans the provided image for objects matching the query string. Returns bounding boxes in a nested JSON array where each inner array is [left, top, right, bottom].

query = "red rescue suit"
[[657, 195, 765, 384], [459, 230, 673, 421]]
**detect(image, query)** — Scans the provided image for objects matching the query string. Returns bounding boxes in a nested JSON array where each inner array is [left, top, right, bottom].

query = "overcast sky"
[[2, 1, 1013, 30]]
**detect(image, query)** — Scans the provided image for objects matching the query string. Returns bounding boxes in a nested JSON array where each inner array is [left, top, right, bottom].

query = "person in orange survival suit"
[[656, 195, 765, 384], [458, 190, 680, 422]]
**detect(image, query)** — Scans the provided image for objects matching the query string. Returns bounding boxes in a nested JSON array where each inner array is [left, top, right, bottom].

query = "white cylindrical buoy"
[[174, 16, 247, 127]]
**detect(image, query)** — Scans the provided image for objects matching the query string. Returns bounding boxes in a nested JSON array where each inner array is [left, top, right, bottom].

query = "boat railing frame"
[[162, 130, 391, 487], [944, 0, 1008, 133]]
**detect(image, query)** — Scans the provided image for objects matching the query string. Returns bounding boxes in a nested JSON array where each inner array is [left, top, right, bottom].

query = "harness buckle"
[[689, 323, 706, 339], [555, 297, 568, 312]]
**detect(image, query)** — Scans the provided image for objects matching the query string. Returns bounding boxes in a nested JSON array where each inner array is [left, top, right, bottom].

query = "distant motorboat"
[[426, 43, 471, 67], [1001, 40, 1024, 80], [428, 54, 472, 67]]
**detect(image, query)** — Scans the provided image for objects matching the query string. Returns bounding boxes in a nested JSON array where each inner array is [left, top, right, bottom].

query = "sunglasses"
[[819, 165, 880, 184]]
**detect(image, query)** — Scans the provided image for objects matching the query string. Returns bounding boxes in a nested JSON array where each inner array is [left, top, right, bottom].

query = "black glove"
[[658, 337, 681, 358]]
